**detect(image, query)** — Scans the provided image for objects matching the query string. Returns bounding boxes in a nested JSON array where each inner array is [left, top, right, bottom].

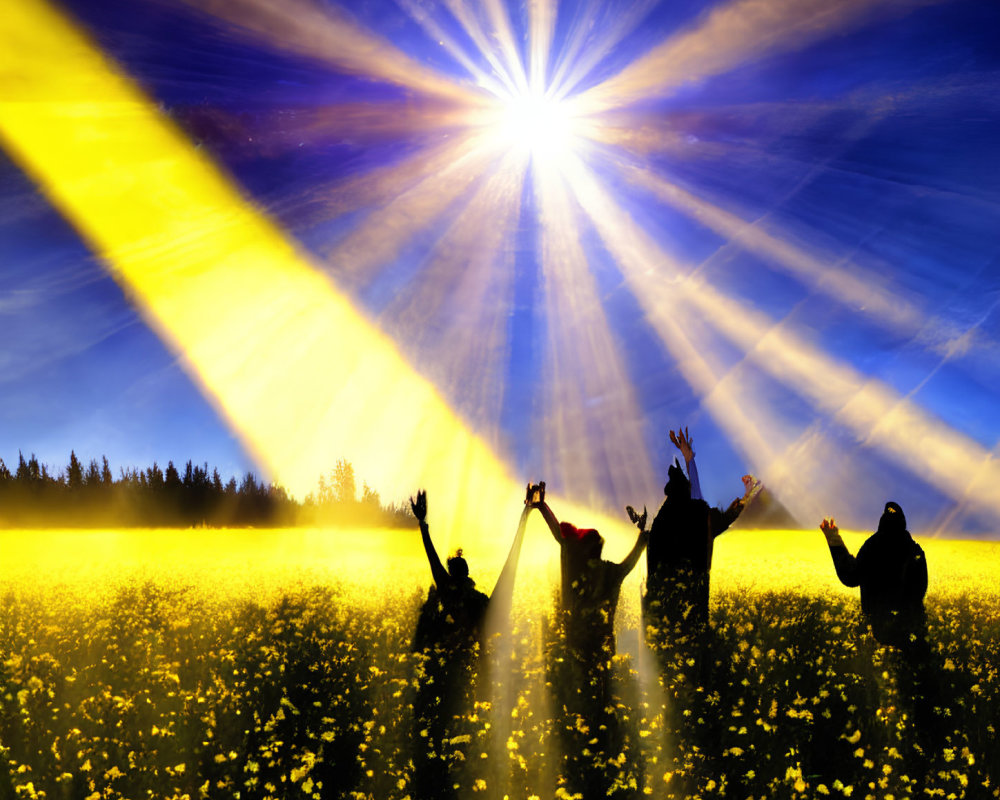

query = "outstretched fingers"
[[410, 489, 427, 521], [626, 504, 648, 531]]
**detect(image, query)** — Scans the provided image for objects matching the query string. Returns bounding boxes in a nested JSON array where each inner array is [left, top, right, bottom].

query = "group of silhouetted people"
[[409, 427, 932, 798]]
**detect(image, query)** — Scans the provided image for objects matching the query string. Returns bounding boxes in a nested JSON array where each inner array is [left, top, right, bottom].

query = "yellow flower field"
[[0, 527, 997, 799]]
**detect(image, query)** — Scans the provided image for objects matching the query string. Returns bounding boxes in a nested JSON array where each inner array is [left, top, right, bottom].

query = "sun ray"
[[325, 132, 503, 284], [528, 0, 557, 92], [547, 0, 659, 101], [379, 150, 530, 443], [181, 0, 487, 105], [558, 151, 1000, 523], [442, 0, 526, 98], [574, 0, 937, 113], [393, 0, 510, 96], [613, 161, 979, 360], [655, 297, 912, 525], [482, 0, 530, 95], [0, 0, 520, 545], [533, 156, 658, 510], [274, 135, 476, 228]]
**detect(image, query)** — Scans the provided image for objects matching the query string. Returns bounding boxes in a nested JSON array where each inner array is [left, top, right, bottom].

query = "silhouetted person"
[[412, 487, 531, 650], [640, 429, 746, 646], [535, 488, 648, 667], [820, 502, 927, 648], [821, 503, 938, 786], [410, 486, 533, 800], [535, 484, 647, 799]]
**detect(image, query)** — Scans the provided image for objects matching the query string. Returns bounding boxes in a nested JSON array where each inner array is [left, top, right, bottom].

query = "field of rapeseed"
[[0, 528, 998, 799]]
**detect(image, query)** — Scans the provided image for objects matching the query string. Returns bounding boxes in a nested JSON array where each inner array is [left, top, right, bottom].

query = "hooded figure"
[[644, 458, 744, 638], [820, 502, 927, 648]]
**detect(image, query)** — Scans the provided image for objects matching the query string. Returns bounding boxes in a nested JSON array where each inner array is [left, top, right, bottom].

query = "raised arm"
[[820, 517, 861, 587], [711, 494, 744, 538], [534, 489, 563, 545], [617, 526, 650, 579], [491, 484, 538, 603], [412, 490, 449, 588], [670, 427, 702, 500]]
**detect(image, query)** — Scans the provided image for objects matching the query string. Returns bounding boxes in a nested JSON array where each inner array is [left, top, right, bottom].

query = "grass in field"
[[0, 528, 998, 799]]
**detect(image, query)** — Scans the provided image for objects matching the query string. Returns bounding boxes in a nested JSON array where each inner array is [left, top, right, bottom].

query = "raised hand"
[[820, 517, 839, 540], [410, 489, 427, 523], [525, 481, 546, 506], [669, 427, 695, 462], [626, 504, 648, 532]]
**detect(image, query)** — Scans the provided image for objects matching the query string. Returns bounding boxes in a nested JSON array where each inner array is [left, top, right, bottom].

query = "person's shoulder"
[[855, 533, 877, 557]]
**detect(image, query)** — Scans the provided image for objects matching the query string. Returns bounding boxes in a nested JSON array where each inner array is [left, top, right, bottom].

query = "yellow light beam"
[[184, 0, 486, 106], [574, 0, 935, 113], [559, 151, 1000, 524], [533, 156, 659, 510], [0, 0, 550, 550]]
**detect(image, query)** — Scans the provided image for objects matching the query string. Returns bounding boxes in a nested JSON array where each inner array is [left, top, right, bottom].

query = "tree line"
[[0, 451, 411, 529]]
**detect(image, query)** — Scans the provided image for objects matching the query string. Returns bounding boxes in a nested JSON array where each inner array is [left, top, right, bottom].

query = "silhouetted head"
[[877, 502, 907, 536], [664, 458, 691, 501], [560, 521, 605, 560], [447, 549, 470, 580]]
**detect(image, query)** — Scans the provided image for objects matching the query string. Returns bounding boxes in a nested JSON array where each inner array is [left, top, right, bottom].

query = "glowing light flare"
[[378, 150, 529, 437], [575, 0, 929, 113], [617, 163, 972, 359], [492, 91, 579, 159], [0, 0, 643, 556], [557, 150, 1000, 527], [326, 131, 502, 282], [532, 156, 659, 510], [181, 0, 486, 106]]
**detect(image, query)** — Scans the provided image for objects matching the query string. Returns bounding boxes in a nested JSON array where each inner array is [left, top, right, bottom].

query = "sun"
[[493, 89, 578, 158]]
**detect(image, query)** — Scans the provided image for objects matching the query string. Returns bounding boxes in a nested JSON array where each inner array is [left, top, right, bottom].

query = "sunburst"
[[2, 0, 998, 544]]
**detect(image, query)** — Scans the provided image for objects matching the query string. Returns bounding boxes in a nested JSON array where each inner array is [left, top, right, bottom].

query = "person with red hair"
[[533, 486, 648, 663], [532, 483, 648, 798]]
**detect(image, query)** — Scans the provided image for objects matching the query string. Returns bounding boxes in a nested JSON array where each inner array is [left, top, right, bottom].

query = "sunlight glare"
[[495, 91, 576, 158]]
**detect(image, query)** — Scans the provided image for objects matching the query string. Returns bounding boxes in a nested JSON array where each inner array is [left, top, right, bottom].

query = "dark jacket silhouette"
[[823, 502, 927, 647], [413, 559, 490, 654], [411, 489, 528, 653], [409, 489, 531, 800], [551, 520, 646, 660], [645, 460, 743, 634]]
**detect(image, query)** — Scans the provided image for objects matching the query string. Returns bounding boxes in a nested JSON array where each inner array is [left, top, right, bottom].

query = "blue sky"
[[2, 0, 998, 533]]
